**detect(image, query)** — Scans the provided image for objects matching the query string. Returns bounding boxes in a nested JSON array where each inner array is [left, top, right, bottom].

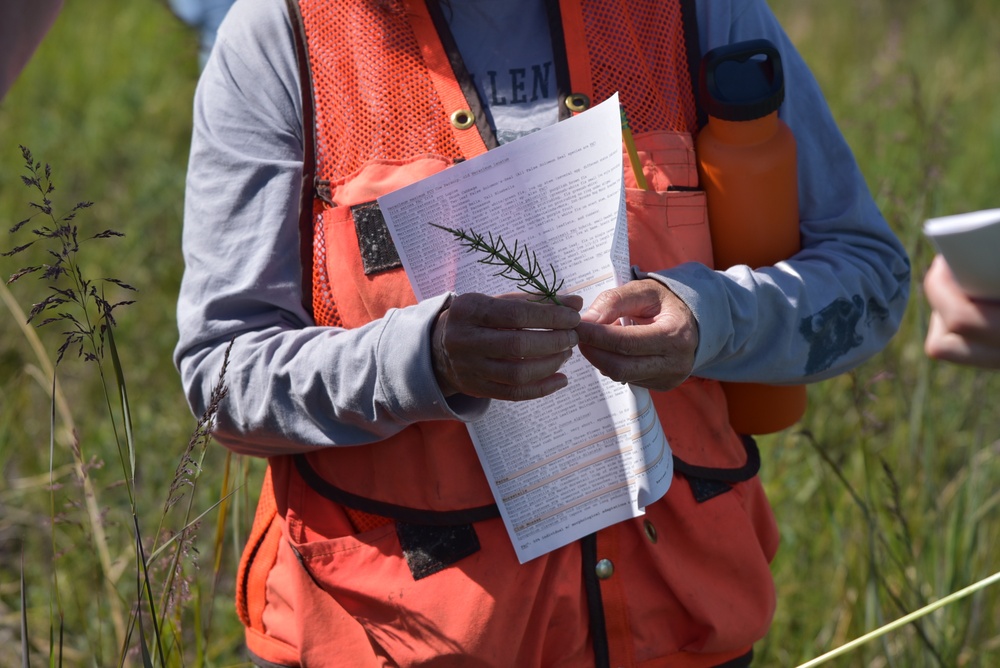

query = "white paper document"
[[378, 94, 672, 563], [923, 208, 1000, 300]]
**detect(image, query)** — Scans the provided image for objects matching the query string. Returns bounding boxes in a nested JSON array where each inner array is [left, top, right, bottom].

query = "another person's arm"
[[923, 255, 1000, 368], [0, 0, 64, 100]]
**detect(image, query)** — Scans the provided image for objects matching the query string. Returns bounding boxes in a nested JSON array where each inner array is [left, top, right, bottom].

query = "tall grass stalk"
[[4, 148, 231, 666], [4, 147, 155, 662], [2, 233, 126, 652], [797, 570, 1000, 667], [760, 1, 1000, 665]]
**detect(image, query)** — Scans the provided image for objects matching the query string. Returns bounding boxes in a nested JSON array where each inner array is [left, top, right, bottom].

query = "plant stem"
[[3, 280, 127, 648], [796, 570, 1000, 667], [430, 223, 565, 305]]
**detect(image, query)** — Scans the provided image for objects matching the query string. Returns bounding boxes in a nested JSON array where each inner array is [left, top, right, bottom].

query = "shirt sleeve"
[[173, 0, 487, 458], [653, 0, 911, 383]]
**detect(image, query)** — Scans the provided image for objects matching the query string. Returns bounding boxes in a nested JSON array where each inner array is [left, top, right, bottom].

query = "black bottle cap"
[[699, 39, 785, 121]]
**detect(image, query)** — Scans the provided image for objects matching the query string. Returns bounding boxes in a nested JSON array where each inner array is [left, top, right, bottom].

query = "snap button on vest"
[[565, 93, 591, 113], [644, 519, 658, 544], [595, 558, 614, 580], [450, 109, 475, 130]]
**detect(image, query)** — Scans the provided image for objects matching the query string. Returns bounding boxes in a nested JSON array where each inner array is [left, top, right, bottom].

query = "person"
[[0, 0, 64, 101], [173, 0, 910, 665], [167, 0, 237, 68], [923, 254, 1000, 368]]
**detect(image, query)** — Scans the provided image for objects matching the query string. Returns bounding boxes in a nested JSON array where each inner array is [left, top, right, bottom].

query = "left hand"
[[575, 278, 699, 392], [923, 255, 1000, 369]]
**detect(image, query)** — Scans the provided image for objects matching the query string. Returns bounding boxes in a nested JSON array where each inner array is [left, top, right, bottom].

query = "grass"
[[0, 0, 998, 665], [760, 0, 1000, 665], [0, 1, 261, 664]]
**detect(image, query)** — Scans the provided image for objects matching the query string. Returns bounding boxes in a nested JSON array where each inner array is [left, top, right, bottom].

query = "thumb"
[[581, 289, 626, 324]]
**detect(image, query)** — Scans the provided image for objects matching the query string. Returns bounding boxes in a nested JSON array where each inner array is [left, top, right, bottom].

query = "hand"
[[575, 279, 698, 392], [432, 292, 583, 401], [923, 255, 1000, 369]]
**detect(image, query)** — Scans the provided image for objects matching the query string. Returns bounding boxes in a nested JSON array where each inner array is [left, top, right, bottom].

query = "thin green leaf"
[[134, 517, 167, 667], [21, 550, 30, 668], [796, 570, 1000, 667], [147, 486, 242, 563], [430, 223, 565, 305], [104, 325, 135, 480], [136, 609, 155, 668], [212, 451, 235, 579]]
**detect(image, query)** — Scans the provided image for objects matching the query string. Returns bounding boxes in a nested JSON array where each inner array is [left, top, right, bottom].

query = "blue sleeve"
[[653, 0, 910, 383]]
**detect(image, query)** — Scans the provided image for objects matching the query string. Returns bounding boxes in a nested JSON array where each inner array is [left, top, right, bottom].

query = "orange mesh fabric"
[[580, 1, 698, 135], [298, 0, 698, 328], [299, 0, 465, 181], [311, 205, 341, 328], [299, 0, 466, 328], [345, 507, 395, 533], [236, 466, 279, 629]]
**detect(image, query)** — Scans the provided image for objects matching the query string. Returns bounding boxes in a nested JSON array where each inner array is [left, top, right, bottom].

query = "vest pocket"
[[321, 202, 416, 328], [318, 155, 457, 327], [623, 132, 746, 481], [624, 130, 715, 273], [627, 187, 714, 273]]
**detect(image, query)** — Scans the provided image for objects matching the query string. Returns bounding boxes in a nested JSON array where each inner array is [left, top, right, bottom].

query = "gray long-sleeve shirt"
[[174, 0, 910, 457]]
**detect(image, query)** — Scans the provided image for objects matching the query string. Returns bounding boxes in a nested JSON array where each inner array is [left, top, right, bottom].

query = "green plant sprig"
[[431, 223, 565, 306]]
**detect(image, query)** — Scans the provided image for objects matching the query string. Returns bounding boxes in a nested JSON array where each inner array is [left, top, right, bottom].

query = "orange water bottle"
[[695, 39, 807, 435]]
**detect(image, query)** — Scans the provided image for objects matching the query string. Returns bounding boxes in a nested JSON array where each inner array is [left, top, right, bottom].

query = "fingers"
[[451, 291, 582, 332], [924, 310, 1000, 368], [924, 256, 970, 319], [556, 293, 585, 312], [576, 342, 687, 390], [923, 256, 1000, 368], [581, 279, 667, 326], [575, 280, 698, 392], [432, 292, 582, 401], [576, 318, 691, 358]]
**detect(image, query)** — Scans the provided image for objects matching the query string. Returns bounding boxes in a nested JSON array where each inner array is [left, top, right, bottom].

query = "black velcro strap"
[[686, 476, 733, 503], [679, 0, 707, 131], [672, 435, 761, 484], [293, 454, 501, 526], [396, 521, 481, 580], [352, 202, 402, 275], [673, 435, 761, 504], [713, 648, 754, 668]]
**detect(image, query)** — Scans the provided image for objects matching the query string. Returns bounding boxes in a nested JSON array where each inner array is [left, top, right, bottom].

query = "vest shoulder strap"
[[679, 0, 707, 129], [286, 0, 317, 316]]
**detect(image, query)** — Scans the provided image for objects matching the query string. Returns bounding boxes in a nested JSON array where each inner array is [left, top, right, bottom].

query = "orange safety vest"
[[237, 1, 780, 666]]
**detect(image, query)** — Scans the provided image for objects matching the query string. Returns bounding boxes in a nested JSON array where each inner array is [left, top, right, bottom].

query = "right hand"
[[432, 292, 583, 401], [575, 278, 699, 392]]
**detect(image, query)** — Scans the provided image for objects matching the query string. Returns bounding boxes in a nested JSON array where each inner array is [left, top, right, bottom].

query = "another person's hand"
[[575, 279, 698, 392], [924, 255, 1000, 369], [432, 292, 583, 401]]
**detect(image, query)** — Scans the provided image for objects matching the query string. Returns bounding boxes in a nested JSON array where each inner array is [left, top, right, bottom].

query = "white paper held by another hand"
[[923, 208, 1000, 300]]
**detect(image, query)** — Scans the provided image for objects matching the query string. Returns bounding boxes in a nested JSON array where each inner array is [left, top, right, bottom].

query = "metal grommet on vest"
[[595, 558, 614, 580], [565, 93, 591, 113], [644, 519, 658, 544], [450, 109, 475, 130]]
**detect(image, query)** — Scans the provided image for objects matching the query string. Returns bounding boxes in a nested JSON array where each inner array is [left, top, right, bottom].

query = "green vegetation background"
[[0, 0, 997, 665]]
